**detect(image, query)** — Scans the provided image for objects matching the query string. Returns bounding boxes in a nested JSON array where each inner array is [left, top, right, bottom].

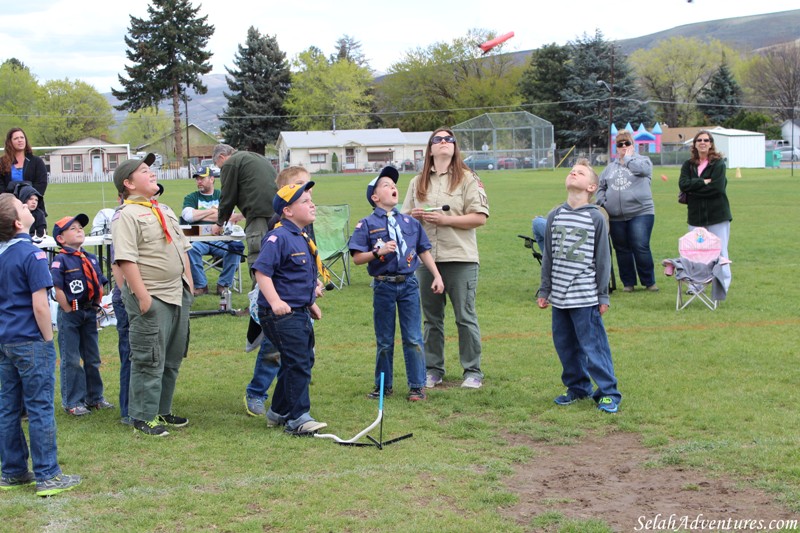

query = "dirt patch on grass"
[[502, 432, 797, 532]]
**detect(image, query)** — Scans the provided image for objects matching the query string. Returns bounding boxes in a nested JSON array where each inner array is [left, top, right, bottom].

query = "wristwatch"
[[372, 250, 380, 259]]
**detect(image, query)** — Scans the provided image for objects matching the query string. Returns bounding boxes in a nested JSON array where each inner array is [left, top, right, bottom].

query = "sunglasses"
[[616, 141, 632, 148], [695, 138, 712, 143], [431, 135, 456, 144]]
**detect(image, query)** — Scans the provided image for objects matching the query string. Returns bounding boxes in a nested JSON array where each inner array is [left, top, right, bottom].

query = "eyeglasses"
[[431, 135, 456, 144], [616, 141, 632, 148], [695, 138, 712, 143]]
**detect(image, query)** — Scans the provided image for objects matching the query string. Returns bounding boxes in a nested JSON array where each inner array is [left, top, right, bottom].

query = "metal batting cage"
[[453, 112, 554, 170]]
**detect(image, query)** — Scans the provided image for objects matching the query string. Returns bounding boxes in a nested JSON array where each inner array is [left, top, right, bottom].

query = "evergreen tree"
[[697, 59, 741, 125], [221, 27, 291, 153], [559, 31, 652, 150], [330, 35, 369, 69], [518, 43, 571, 142], [113, 0, 213, 165]]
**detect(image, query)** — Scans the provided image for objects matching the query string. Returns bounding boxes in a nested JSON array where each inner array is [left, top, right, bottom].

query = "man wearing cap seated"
[[181, 166, 245, 296]]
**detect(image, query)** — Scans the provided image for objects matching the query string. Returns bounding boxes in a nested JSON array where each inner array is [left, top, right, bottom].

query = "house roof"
[[136, 123, 218, 151], [48, 137, 128, 155], [280, 129, 422, 149]]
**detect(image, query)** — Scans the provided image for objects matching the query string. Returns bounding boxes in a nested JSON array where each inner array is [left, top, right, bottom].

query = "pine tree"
[[519, 43, 571, 139], [697, 59, 741, 125], [113, 0, 213, 166], [220, 27, 291, 154], [558, 32, 652, 150]]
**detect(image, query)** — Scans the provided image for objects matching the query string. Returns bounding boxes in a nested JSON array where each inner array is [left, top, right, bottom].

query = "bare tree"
[[746, 43, 800, 121]]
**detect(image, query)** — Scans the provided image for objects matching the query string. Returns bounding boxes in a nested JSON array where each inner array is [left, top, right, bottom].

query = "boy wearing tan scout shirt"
[[111, 153, 194, 437]]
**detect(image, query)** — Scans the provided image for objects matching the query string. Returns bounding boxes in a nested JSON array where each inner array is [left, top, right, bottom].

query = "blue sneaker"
[[597, 396, 620, 413], [554, 390, 588, 406], [244, 395, 266, 417]]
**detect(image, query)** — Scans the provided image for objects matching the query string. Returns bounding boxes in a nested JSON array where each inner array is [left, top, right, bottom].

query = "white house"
[[276, 129, 432, 173], [708, 127, 765, 169], [47, 137, 130, 180], [779, 119, 800, 148]]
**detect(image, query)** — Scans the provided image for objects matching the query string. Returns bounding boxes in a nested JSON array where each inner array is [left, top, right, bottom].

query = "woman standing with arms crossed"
[[596, 130, 658, 292], [1, 128, 49, 213], [402, 129, 490, 389], [679, 130, 732, 290]]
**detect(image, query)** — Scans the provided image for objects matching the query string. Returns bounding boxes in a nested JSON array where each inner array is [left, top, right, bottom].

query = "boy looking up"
[[51, 214, 113, 416], [0, 193, 81, 496], [111, 154, 194, 437], [349, 166, 444, 401], [537, 159, 622, 414], [253, 183, 326, 436]]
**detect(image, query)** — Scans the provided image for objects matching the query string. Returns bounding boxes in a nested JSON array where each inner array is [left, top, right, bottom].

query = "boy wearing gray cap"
[[111, 154, 194, 437]]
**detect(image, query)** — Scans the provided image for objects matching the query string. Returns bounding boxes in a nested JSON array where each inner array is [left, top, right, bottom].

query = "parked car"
[[400, 159, 416, 171], [463, 153, 497, 170], [199, 158, 220, 174], [496, 157, 518, 170], [780, 146, 799, 161]]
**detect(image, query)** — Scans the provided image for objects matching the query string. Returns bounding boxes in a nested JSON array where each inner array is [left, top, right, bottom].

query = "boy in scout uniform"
[[111, 153, 194, 437]]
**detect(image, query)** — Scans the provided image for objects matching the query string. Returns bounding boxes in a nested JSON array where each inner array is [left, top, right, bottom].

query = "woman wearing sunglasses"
[[402, 128, 489, 390], [678, 130, 732, 290], [596, 130, 658, 293]]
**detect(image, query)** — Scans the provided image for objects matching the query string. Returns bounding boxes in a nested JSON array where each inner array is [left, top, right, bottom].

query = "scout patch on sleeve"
[[473, 175, 488, 207], [355, 221, 363, 229], [267, 235, 277, 243], [35, 251, 48, 261]]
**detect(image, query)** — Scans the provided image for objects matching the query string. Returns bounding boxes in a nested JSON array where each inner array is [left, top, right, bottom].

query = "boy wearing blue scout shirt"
[[349, 166, 444, 401], [51, 214, 113, 416], [253, 182, 326, 436], [0, 193, 81, 496]]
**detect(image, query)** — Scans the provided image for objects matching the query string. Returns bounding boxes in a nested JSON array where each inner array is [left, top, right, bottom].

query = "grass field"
[[2, 166, 799, 531]]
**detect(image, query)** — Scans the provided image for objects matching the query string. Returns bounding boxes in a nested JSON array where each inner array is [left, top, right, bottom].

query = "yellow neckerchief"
[[123, 198, 172, 243]]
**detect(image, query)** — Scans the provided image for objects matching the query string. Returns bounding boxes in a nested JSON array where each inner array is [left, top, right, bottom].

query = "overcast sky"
[[4, 1, 799, 94]]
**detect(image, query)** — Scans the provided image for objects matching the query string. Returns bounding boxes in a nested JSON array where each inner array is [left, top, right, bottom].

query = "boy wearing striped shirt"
[[537, 159, 621, 414]]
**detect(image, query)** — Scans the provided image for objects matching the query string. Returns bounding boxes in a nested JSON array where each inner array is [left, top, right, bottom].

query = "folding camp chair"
[[314, 204, 351, 289], [662, 227, 730, 311]]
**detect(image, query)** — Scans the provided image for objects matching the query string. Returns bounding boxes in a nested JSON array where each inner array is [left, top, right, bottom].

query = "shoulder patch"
[[267, 235, 278, 243], [35, 251, 48, 261], [355, 221, 363, 229]]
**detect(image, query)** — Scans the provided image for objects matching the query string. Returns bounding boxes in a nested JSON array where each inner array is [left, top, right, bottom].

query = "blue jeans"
[[608, 215, 656, 288], [245, 336, 280, 401], [372, 275, 426, 389], [113, 298, 131, 419], [258, 307, 315, 431], [532, 216, 546, 253], [57, 307, 104, 408], [188, 240, 245, 289], [0, 340, 62, 482], [551, 306, 621, 403]]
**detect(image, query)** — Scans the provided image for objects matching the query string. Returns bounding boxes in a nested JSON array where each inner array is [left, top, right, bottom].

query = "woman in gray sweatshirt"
[[596, 130, 657, 292]]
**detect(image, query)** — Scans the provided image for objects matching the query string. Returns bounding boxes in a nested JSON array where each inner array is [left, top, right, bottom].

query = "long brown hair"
[[416, 128, 471, 202], [689, 130, 723, 165], [1, 128, 33, 175]]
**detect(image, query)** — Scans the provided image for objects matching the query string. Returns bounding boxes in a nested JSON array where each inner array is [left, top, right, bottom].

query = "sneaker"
[[461, 377, 483, 389], [646, 284, 660, 292], [244, 395, 266, 417], [88, 398, 115, 410], [407, 388, 426, 401], [623, 286, 634, 293], [193, 286, 209, 296], [597, 396, 620, 413], [133, 418, 169, 437], [35, 474, 81, 497], [0, 471, 35, 490], [120, 416, 134, 426], [425, 373, 443, 389], [366, 386, 393, 399], [157, 413, 189, 427], [554, 390, 589, 406], [284, 420, 327, 436], [64, 405, 91, 416]]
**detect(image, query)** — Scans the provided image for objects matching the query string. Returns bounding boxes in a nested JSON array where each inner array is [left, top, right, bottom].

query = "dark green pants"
[[123, 286, 191, 422]]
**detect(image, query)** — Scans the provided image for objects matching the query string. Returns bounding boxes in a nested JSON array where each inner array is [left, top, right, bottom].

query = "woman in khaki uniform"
[[402, 128, 490, 390]]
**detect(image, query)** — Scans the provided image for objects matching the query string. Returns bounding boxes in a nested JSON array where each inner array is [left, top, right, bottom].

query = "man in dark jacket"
[[212, 144, 278, 276]]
